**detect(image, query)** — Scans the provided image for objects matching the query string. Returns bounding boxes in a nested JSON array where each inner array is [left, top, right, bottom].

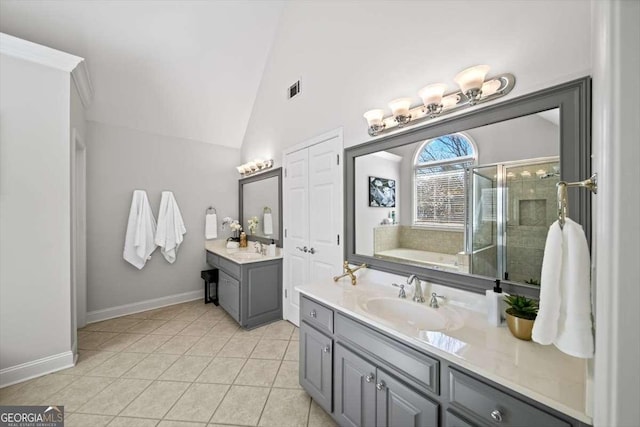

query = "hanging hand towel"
[[155, 191, 187, 263], [123, 190, 157, 269], [263, 212, 273, 235], [532, 218, 594, 358], [205, 213, 217, 239]]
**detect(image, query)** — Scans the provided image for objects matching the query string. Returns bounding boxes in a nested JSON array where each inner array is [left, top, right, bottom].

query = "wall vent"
[[288, 80, 301, 99]]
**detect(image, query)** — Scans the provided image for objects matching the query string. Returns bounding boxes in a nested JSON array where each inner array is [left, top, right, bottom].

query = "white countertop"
[[205, 239, 283, 264], [296, 275, 590, 424]]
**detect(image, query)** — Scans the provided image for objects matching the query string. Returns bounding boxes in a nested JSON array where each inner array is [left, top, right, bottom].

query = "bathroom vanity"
[[205, 240, 282, 329], [297, 277, 591, 427]]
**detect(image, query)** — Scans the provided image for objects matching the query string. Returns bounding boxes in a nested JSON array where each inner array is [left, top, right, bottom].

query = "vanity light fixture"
[[363, 65, 515, 137], [236, 158, 274, 177]]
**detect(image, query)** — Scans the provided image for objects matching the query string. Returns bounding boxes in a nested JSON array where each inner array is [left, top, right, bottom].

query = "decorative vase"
[[505, 311, 535, 341]]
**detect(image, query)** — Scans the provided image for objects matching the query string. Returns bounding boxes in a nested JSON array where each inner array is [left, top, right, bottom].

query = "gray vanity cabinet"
[[300, 322, 333, 412], [206, 251, 282, 329]]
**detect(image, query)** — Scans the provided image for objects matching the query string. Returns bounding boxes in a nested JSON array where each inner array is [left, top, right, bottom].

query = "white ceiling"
[[0, 0, 284, 149]]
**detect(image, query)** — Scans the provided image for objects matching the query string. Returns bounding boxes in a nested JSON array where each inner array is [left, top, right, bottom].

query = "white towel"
[[263, 213, 273, 235], [205, 213, 217, 239], [532, 218, 593, 358], [123, 190, 157, 269], [155, 191, 186, 264]]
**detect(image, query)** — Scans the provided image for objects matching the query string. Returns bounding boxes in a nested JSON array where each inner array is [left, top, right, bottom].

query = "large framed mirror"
[[346, 77, 591, 297], [239, 167, 283, 246]]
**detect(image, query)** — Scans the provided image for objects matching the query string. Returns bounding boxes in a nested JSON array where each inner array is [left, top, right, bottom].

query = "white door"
[[283, 149, 310, 325], [283, 130, 343, 326]]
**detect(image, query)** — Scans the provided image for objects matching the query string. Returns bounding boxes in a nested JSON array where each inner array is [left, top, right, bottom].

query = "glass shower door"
[[468, 165, 498, 278]]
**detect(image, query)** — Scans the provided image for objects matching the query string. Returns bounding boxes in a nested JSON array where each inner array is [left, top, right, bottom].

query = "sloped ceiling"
[[0, 0, 284, 148]]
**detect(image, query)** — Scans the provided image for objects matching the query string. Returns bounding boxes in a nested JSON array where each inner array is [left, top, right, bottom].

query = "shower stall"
[[467, 157, 560, 284]]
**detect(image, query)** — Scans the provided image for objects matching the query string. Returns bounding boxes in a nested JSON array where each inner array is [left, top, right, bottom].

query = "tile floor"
[[0, 300, 337, 427]]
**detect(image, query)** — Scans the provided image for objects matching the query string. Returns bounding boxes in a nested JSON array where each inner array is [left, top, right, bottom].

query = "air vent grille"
[[288, 80, 301, 99]]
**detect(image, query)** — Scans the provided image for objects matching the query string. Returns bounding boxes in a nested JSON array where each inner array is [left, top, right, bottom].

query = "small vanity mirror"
[[346, 78, 591, 296], [239, 168, 282, 246]]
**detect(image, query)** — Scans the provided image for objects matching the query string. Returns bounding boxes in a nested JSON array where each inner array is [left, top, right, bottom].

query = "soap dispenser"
[[267, 239, 276, 257], [486, 279, 505, 326]]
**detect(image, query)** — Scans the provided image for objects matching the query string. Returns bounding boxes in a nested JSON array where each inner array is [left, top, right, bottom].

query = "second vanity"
[[296, 275, 590, 427], [205, 240, 283, 329]]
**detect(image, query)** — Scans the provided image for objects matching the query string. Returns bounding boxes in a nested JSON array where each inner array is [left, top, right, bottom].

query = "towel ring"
[[206, 206, 217, 215], [263, 207, 272, 214], [556, 173, 597, 229]]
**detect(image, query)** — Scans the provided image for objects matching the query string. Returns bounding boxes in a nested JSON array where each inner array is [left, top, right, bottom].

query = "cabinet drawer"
[[448, 368, 570, 427], [335, 313, 439, 395], [301, 296, 334, 334], [206, 251, 220, 268], [219, 256, 241, 279]]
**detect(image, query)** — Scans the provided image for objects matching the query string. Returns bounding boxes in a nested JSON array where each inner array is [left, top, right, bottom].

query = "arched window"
[[413, 133, 476, 227]]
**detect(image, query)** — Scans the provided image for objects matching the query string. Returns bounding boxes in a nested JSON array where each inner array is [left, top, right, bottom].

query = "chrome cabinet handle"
[[490, 410, 503, 422], [323, 345, 330, 353], [308, 247, 316, 254], [365, 373, 375, 383], [310, 309, 317, 318], [296, 246, 308, 252], [376, 380, 386, 391]]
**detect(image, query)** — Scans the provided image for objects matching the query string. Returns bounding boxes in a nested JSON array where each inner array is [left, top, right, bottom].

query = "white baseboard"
[[0, 351, 75, 388], [86, 290, 202, 324]]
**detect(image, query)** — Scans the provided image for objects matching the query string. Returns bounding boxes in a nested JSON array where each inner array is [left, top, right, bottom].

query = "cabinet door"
[[334, 344, 377, 427], [218, 270, 240, 322], [299, 322, 333, 412], [242, 261, 282, 328], [376, 369, 439, 427]]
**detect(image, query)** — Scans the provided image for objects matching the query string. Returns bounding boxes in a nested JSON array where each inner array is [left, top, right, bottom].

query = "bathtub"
[[373, 248, 466, 273]]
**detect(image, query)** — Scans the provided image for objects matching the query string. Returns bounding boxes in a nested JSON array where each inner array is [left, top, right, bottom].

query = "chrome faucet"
[[429, 292, 446, 309], [254, 241, 265, 255], [407, 275, 425, 303]]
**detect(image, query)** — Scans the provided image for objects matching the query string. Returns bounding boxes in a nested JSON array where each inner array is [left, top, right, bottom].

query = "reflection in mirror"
[[355, 108, 560, 285], [241, 172, 280, 242]]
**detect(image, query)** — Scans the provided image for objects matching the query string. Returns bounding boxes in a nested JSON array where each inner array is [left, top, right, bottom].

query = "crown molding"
[[71, 60, 94, 108], [0, 32, 83, 72]]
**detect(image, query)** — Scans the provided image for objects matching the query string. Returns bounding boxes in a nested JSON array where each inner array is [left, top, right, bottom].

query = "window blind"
[[415, 164, 470, 226]]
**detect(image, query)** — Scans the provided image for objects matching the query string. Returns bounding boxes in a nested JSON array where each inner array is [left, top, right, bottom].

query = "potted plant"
[[503, 294, 539, 341]]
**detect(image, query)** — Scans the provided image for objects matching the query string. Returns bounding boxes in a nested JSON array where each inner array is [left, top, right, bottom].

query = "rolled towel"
[[205, 213, 217, 239], [155, 191, 186, 264], [123, 190, 157, 269], [263, 213, 273, 235]]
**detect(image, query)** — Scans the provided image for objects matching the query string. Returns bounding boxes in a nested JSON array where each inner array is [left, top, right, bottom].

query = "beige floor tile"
[[159, 356, 212, 382], [185, 335, 229, 357], [152, 320, 191, 335], [58, 350, 118, 376], [108, 417, 159, 426], [250, 339, 288, 360], [123, 354, 179, 380], [206, 322, 240, 337], [87, 318, 143, 333], [258, 388, 310, 427], [158, 421, 206, 427], [124, 334, 172, 353], [273, 361, 302, 390], [207, 424, 246, 427], [66, 413, 113, 427], [99, 333, 146, 351], [178, 322, 212, 337], [126, 319, 168, 334], [290, 328, 300, 341], [233, 324, 267, 339], [0, 374, 77, 405], [308, 400, 336, 427], [210, 385, 270, 426], [148, 306, 184, 320], [77, 378, 151, 415], [191, 318, 220, 329], [52, 376, 115, 412], [173, 309, 206, 322], [120, 311, 153, 320], [283, 342, 299, 361], [196, 357, 246, 384], [156, 335, 200, 355], [217, 337, 259, 358], [79, 332, 119, 350], [165, 383, 229, 422], [234, 359, 280, 387], [120, 380, 190, 418], [87, 352, 147, 377], [262, 321, 294, 340]]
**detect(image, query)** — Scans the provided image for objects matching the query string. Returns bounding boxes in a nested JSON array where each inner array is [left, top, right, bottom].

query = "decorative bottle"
[[239, 231, 248, 248]]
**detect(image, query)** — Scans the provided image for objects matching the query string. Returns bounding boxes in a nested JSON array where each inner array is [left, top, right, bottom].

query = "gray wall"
[[0, 53, 72, 372], [86, 121, 240, 313]]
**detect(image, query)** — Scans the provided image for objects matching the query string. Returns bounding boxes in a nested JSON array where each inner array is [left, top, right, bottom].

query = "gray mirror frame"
[[345, 77, 591, 298], [239, 167, 283, 247]]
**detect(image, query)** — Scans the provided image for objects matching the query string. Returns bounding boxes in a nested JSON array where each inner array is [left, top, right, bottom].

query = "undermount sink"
[[359, 297, 464, 332], [230, 252, 264, 261]]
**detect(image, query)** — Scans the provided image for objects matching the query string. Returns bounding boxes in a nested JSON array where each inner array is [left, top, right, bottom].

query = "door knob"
[[365, 373, 375, 383], [308, 247, 316, 254], [323, 345, 330, 353], [376, 380, 386, 391], [296, 246, 308, 253], [490, 409, 503, 422]]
